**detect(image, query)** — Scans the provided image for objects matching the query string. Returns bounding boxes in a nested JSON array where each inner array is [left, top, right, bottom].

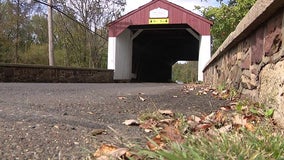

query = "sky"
[[124, 0, 220, 15]]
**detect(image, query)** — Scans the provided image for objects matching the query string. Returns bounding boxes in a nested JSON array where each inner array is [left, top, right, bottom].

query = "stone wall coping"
[[203, 0, 284, 71], [0, 63, 113, 72]]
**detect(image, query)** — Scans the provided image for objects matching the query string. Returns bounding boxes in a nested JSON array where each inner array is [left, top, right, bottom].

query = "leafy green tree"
[[197, 0, 257, 52], [0, 0, 34, 63], [172, 61, 198, 83]]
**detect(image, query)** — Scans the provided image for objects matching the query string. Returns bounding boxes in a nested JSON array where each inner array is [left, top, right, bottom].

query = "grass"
[[138, 97, 284, 160], [139, 122, 284, 160]]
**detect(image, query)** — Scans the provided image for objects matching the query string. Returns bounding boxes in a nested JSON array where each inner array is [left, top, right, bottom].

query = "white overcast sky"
[[124, 0, 220, 15]]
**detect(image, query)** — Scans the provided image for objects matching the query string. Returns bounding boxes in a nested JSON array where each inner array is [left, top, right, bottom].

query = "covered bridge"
[[107, 0, 212, 82]]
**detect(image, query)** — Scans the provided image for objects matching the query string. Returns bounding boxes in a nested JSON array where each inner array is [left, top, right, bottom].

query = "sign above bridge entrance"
[[149, 18, 169, 24]]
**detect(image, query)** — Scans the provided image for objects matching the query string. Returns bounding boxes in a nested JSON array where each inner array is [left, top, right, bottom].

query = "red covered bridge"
[[107, 0, 212, 82]]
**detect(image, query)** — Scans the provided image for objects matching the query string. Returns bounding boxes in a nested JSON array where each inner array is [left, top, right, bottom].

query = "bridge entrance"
[[131, 24, 199, 82], [107, 0, 212, 82]]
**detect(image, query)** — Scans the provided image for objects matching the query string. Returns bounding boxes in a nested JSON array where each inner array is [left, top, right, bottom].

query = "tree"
[[53, 0, 126, 67], [0, 0, 125, 67], [197, 0, 257, 52], [172, 61, 198, 83], [0, 0, 34, 63]]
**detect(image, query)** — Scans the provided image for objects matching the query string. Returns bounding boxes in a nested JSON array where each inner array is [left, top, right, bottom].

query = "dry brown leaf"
[[202, 112, 215, 123], [139, 119, 158, 129], [91, 129, 106, 136], [203, 88, 210, 92], [122, 119, 140, 126], [187, 119, 199, 130], [147, 135, 165, 151], [244, 115, 258, 122], [158, 109, 174, 117], [245, 123, 255, 132], [160, 125, 184, 143], [188, 115, 201, 123], [160, 118, 175, 124], [214, 110, 225, 123], [218, 124, 232, 133], [108, 148, 129, 158], [233, 114, 247, 126], [93, 144, 118, 158], [195, 123, 213, 131], [220, 106, 232, 111], [94, 144, 130, 160]]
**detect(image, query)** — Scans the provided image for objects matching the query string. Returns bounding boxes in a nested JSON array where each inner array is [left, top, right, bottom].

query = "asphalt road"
[[0, 83, 227, 159]]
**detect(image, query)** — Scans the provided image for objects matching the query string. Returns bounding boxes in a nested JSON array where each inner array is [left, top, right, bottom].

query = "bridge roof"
[[108, 0, 213, 37]]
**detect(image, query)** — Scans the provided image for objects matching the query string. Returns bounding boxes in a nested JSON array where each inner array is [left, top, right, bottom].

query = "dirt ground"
[[0, 83, 228, 159]]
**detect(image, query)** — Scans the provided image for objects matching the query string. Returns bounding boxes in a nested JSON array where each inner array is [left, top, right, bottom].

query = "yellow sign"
[[149, 18, 169, 24]]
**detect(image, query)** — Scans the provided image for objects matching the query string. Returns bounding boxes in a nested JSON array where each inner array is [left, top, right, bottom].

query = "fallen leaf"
[[139, 96, 146, 102], [202, 112, 215, 123], [144, 129, 152, 133], [158, 109, 174, 117], [139, 119, 158, 130], [201, 88, 208, 92], [244, 114, 258, 122], [221, 90, 228, 94], [117, 96, 127, 100], [195, 123, 212, 131], [245, 123, 255, 132], [147, 135, 165, 151], [188, 115, 201, 123], [107, 148, 129, 159], [91, 129, 106, 136], [94, 144, 118, 158], [218, 124, 232, 133], [214, 110, 225, 123], [122, 119, 140, 126], [94, 145, 130, 160], [212, 91, 219, 96], [160, 125, 184, 143], [220, 106, 232, 111], [187, 119, 199, 131], [233, 114, 247, 126], [159, 118, 175, 124]]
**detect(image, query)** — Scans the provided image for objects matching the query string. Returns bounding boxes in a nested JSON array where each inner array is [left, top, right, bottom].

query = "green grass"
[[140, 126, 284, 160]]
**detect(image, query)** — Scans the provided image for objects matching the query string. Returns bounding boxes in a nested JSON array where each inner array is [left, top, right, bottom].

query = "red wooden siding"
[[108, 0, 212, 37]]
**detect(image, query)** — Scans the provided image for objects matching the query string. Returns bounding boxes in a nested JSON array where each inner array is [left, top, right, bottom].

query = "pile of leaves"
[[91, 85, 283, 160]]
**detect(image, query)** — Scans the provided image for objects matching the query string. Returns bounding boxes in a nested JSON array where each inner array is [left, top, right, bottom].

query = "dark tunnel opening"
[[131, 24, 200, 82]]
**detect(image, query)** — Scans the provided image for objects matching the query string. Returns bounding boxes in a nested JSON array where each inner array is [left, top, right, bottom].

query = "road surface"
[[0, 83, 227, 159]]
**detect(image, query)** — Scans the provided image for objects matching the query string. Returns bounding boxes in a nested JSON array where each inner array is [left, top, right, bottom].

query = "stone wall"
[[0, 63, 114, 83], [203, 0, 284, 126]]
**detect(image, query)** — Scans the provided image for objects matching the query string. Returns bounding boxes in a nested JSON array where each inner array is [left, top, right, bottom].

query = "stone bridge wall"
[[0, 63, 114, 83], [203, 0, 284, 125]]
